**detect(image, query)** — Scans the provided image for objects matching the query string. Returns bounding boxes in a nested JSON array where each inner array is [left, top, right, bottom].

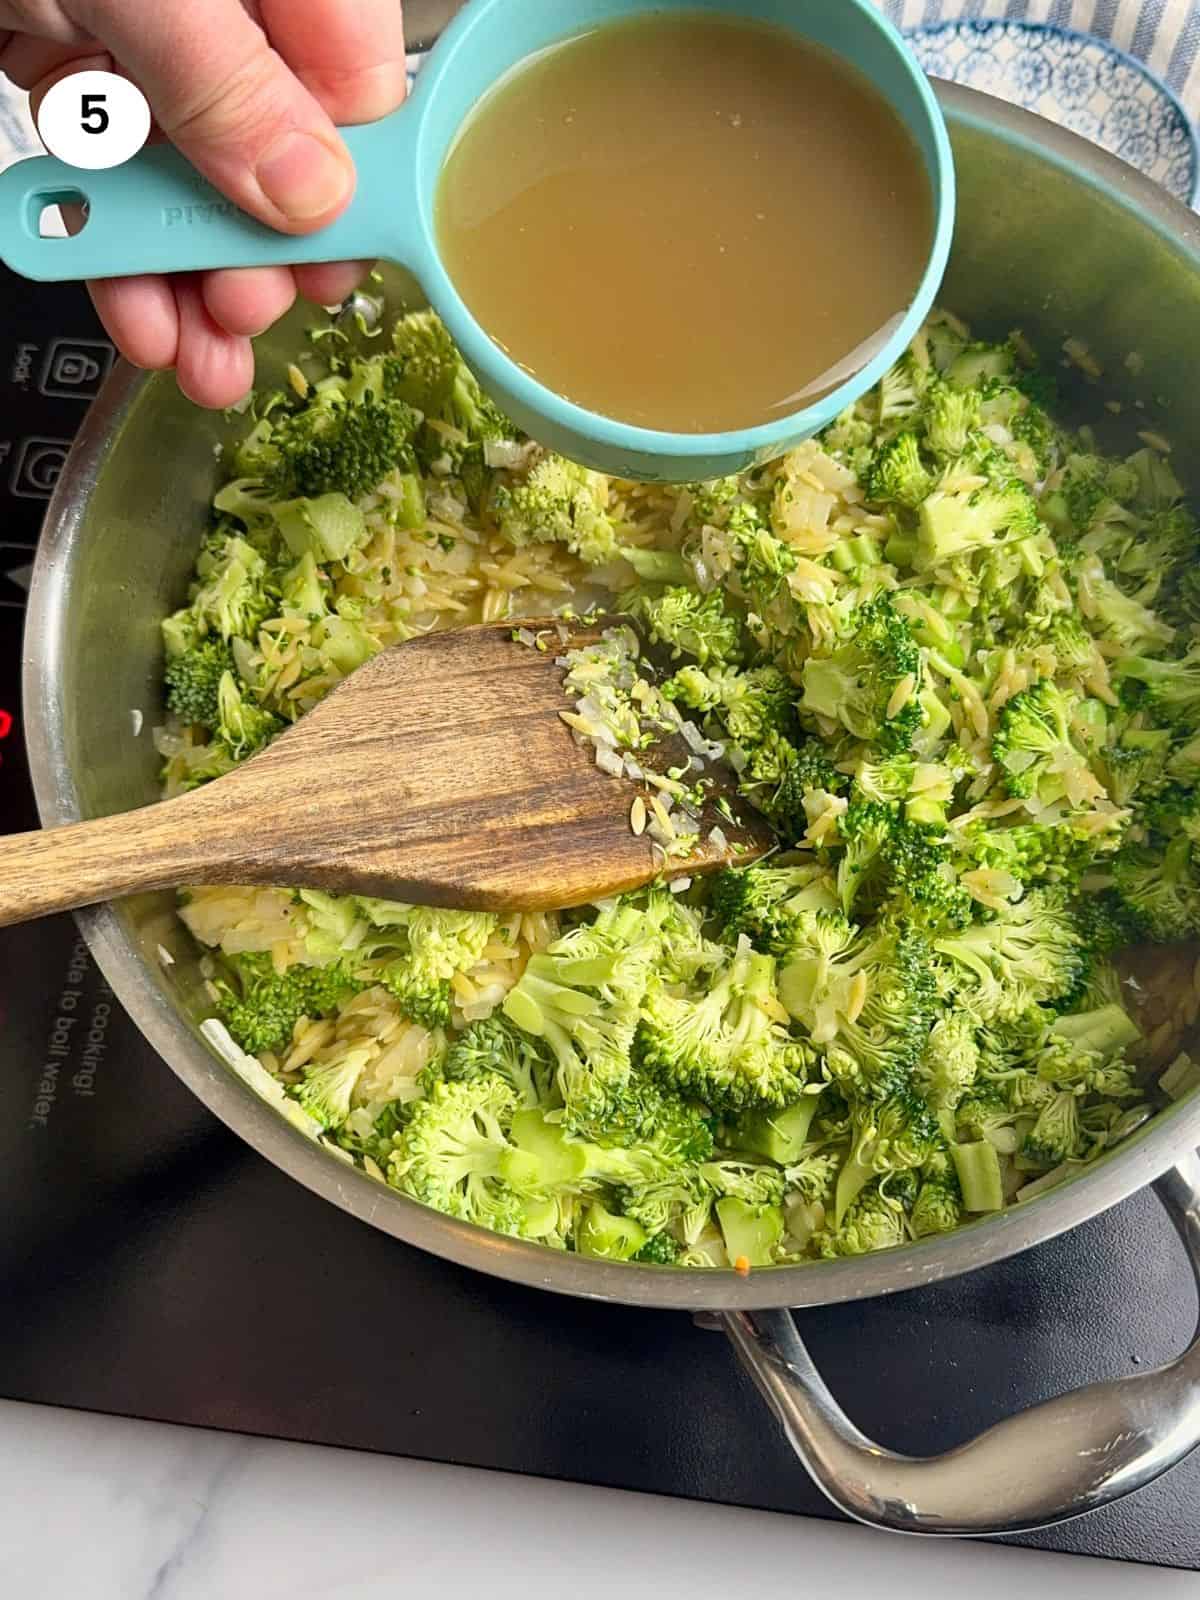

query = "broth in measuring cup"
[[436, 13, 934, 435]]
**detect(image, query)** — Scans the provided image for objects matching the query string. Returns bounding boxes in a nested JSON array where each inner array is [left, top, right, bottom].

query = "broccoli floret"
[[714, 1194, 785, 1267], [440, 1015, 553, 1109], [215, 671, 283, 759], [578, 1202, 649, 1260], [822, 404, 877, 461], [851, 753, 918, 805], [782, 913, 927, 1047], [910, 1148, 963, 1237], [814, 1181, 905, 1257], [163, 637, 236, 728], [1066, 895, 1138, 1002], [494, 453, 618, 565], [876, 353, 929, 427], [1102, 506, 1199, 593], [1170, 564, 1200, 627], [1050, 454, 1125, 535], [1077, 555, 1177, 654], [658, 661, 723, 713], [917, 478, 1041, 570], [1038, 1006, 1141, 1097], [991, 680, 1105, 807], [933, 890, 1083, 1022], [640, 886, 727, 984], [727, 511, 798, 603], [630, 586, 743, 666], [947, 341, 1015, 392], [503, 907, 660, 1141], [813, 928, 940, 1099], [637, 946, 812, 1113], [957, 816, 1109, 894], [775, 911, 863, 1040], [848, 1088, 940, 1179], [1101, 727, 1171, 808], [780, 1152, 840, 1209], [955, 1087, 1023, 1153], [665, 662, 795, 764], [1168, 731, 1200, 786], [634, 1231, 681, 1265], [711, 865, 839, 954], [270, 492, 371, 565], [865, 433, 933, 508], [1115, 645, 1200, 731], [281, 398, 420, 501], [190, 534, 274, 642], [701, 1160, 789, 1263], [766, 739, 848, 842], [212, 951, 359, 1057], [335, 1098, 407, 1169], [1011, 398, 1060, 475], [571, 1098, 716, 1198], [1021, 1088, 1084, 1167], [384, 308, 513, 442], [835, 800, 902, 917], [916, 1012, 980, 1112], [925, 384, 982, 460], [294, 1042, 375, 1129], [389, 1073, 531, 1235], [700, 1158, 787, 1210], [1013, 612, 1099, 681], [1112, 832, 1200, 941], [279, 550, 328, 620], [378, 907, 496, 1030], [836, 800, 971, 928], [800, 594, 923, 752], [685, 475, 743, 527]]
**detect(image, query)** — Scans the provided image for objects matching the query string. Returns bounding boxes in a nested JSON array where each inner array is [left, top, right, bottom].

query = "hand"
[[0, 1, 409, 406]]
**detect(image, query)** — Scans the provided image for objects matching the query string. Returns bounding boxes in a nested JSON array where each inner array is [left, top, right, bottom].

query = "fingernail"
[[257, 132, 353, 223]]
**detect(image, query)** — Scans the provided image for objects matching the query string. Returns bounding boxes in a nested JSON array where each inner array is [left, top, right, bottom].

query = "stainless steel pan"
[[21, 80, 1200, 1537]]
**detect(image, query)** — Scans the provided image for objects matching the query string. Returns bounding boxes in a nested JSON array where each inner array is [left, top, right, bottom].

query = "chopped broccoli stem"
[[950, 1141, 1004, 1212], [729, 1098, 821, 1164], [715, 1195, 783, 1267], [1161, 1053, 1200, 1101], [578, 1203, 648, 1261]]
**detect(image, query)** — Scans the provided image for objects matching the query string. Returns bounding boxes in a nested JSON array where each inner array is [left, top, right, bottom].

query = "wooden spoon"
[[0, 621, 773, 928]]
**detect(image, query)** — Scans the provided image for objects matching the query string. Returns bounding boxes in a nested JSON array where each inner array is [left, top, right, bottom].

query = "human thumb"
[[75, 0, 356, 231]]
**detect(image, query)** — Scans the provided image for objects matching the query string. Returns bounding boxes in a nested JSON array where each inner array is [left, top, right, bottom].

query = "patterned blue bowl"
[[908, 18, 1200, 207]]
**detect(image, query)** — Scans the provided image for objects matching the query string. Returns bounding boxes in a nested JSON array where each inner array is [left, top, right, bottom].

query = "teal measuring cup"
[[0, 0, 954, 481]]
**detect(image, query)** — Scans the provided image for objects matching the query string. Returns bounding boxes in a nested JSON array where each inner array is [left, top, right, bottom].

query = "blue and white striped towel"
[[878, 0, 1200, 113]]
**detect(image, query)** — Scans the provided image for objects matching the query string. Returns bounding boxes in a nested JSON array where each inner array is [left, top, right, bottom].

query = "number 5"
[[80, 94, 109, 135]]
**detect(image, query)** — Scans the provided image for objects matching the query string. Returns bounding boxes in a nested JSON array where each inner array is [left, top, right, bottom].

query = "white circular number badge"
[[36, 71, 152, 171]]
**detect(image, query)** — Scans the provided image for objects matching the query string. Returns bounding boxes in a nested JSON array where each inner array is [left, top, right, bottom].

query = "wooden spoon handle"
[[0, 794, 225, 928]]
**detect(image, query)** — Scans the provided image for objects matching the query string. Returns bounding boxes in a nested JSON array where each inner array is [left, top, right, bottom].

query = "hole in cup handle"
[[32, 188, 89, 239]]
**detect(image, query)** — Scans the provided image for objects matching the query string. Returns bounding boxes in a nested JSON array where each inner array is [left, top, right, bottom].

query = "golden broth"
[[436, 13, 934, 434]]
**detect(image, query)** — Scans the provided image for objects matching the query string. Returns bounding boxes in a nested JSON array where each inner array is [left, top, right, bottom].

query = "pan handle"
[[714, 1150, 1200, 1536]]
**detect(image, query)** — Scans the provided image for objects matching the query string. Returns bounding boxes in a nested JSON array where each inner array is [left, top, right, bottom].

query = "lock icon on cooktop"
[[39, 338, 114, 401]]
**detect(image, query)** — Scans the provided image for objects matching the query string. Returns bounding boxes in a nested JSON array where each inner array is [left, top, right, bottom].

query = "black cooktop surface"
[[1, 268, 1197, 1571]]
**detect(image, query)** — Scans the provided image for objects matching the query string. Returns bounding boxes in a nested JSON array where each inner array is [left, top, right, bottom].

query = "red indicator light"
[[0, 710, 12, 740]]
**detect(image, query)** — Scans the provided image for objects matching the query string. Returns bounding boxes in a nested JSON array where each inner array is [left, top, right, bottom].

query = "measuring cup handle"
[[0, 119, 420, 283]]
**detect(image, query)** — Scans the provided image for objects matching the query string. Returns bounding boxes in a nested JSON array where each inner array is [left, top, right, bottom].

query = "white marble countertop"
[[1, 1395, 1197, 1598]]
